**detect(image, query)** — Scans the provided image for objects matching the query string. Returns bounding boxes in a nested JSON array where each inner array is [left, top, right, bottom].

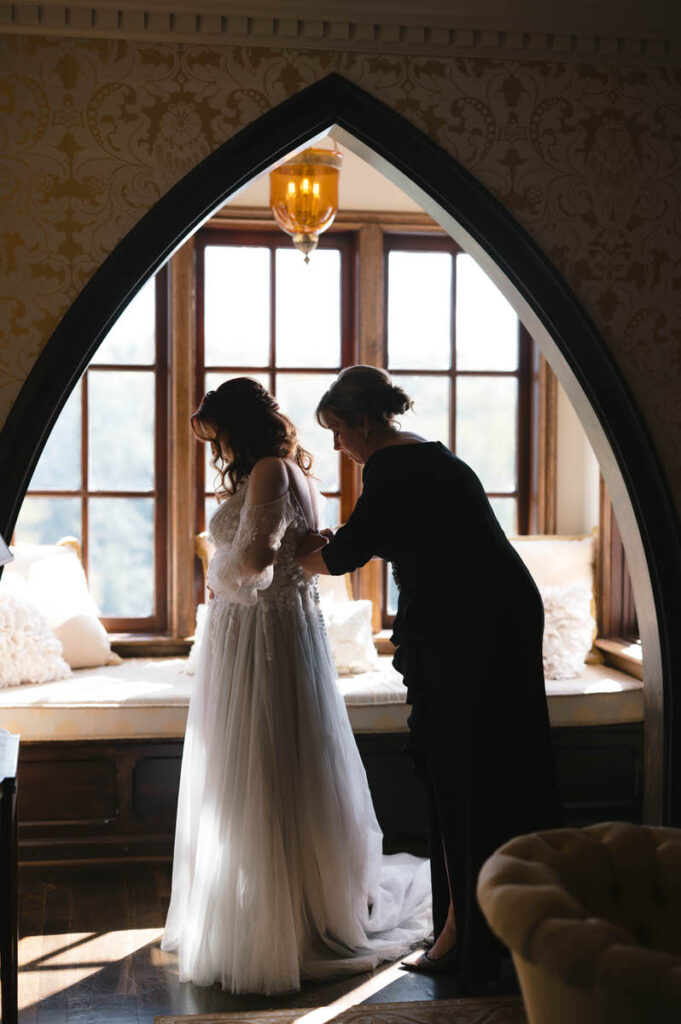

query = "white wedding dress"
[[161, 473, 432, 995]]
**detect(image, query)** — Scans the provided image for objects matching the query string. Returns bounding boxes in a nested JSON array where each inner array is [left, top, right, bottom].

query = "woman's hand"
[[297, 529, 332, 575], [297, 530, 329, 558]]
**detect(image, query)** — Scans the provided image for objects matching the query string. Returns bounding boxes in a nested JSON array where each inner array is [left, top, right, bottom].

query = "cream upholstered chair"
[[477, 822, 681, 1023]]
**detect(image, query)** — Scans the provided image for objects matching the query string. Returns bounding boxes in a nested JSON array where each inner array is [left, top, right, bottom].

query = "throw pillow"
[[541, 584, 595, 680], [0, 592, 71, 687], [316, 572, 353, 604], [320, 599, 379, 676], [1, 543, 121, 669]]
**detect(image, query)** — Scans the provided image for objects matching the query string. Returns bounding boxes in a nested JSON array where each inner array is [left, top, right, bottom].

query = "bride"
[[161, 377, 431, 995]]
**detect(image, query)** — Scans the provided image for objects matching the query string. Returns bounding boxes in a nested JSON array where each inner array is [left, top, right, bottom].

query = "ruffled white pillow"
[[1, 543, 120, 669], [0, 592, 71, 687], [320, 599, 379, 676], [541, 584, 595, 680]]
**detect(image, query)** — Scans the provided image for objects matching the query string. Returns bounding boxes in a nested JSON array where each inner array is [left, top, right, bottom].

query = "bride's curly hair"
[[191, 378, 313, 500]]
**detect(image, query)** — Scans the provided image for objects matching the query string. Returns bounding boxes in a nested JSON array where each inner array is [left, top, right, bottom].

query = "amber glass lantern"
[[269, 147, 342, 262]]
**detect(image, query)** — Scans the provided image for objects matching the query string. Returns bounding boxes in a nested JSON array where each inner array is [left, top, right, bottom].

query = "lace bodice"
[[206, 480, 314, 607]]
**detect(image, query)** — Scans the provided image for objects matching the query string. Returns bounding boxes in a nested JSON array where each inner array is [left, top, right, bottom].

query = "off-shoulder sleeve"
[[207, 492, 292, 605], [322, 473, 385, 576]]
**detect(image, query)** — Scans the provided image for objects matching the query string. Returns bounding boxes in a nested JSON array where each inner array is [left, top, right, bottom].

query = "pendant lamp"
[[269, 147, 343, 262]]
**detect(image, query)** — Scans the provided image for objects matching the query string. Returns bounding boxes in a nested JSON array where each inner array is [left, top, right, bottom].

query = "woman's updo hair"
[[316, 365, 413, 430], [191, 377, 313, 499]]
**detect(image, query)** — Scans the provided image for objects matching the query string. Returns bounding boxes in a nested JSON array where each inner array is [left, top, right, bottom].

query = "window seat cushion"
[[0, 655, 643, 742]]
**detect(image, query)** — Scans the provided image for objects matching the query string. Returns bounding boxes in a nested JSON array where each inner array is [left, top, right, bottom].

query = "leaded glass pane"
[[89, 498, 154, 617], [275, 373, 338, 491], [456, 376, 517, 492], [29, 384, 81, 491], [488, 497, 517, 535], [204, 246, 270, 366], [88, 371, 155, 491], [276, 248, 341, 368], [456, 255, 518, 370], [319, 496, 340, 531], [92, 276, 156, 365], [387, 251, 452, 370], [394, 374, 450, 445], [14, 497, 81, 546]]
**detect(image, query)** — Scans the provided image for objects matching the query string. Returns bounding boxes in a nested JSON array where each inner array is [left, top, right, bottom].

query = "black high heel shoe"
[[401, 943, 460, 974]]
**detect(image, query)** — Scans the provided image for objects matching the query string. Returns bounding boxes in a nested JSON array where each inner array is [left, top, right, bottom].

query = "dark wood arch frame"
[[1, 73, 679, 822]]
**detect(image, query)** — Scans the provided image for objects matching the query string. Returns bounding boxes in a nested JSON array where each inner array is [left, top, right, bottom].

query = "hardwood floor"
[[17, 863, 517, 1024]]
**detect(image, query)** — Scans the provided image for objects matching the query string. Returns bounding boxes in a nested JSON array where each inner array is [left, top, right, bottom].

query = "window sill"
[[595, 637, 643, 680], [372, 631, 643, 681], [109, 634, 193, 658], [374, 630, 395, 656]]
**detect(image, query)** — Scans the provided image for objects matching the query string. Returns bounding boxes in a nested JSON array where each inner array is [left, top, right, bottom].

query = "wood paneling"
[[16, 723, 643, 864], [551, 724, 643, 824], [19, 760, 118, 824], [598, 476, 639, 640], [133, 758, 182, 821], [534, 354, 557, 534]]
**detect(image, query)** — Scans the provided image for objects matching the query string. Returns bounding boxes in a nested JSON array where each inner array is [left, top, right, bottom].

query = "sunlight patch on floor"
[[18, 927, 163, 1010], [297, 948, 424, 1024]]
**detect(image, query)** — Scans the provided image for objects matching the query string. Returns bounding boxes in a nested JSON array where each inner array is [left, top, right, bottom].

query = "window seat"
[[0, 655, 643, 743]]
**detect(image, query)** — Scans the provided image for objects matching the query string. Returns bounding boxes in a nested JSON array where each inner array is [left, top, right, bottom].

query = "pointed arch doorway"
[[1, 73, 679, 823]]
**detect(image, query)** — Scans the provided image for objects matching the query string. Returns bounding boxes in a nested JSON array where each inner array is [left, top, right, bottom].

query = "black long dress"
[[322, 442, 563, 987]]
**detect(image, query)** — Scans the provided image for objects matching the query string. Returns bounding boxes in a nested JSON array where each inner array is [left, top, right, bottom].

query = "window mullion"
[[81, 375, 89, 576], [451, 250, 457, 454], [356, 224, 385, 626], [154, 266, 170, 632], [517, 323, 533, 534], [168, 237, 197, 638], [270, 244, 276, 389]]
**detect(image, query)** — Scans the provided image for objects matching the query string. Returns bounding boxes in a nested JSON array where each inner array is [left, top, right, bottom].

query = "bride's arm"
[[241, 458, 289, 573], [206, 458, 291, 603]]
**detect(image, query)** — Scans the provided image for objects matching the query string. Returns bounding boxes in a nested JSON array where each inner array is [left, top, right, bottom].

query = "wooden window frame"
[[193, 225, 359, 609], [22, 268, 170, 636], [378, 232, 537, 628], [597, 477, 639, 639], [22, 207, 564, 652]]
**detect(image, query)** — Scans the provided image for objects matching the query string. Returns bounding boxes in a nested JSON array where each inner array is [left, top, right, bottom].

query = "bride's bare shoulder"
[[248, 457, 289, 504]]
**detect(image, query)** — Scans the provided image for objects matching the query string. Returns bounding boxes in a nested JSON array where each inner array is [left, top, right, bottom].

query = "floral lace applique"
[[207, 485, 314, 608]]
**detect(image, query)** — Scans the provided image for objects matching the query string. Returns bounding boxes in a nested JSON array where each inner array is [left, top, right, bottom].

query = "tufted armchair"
[[477, 822, 681, 1023]]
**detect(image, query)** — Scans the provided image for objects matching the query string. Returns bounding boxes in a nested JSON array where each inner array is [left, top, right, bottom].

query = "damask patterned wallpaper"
[[1, 35, 680, 509]]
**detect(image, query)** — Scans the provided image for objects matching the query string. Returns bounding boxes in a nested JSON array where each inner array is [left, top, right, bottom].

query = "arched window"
[[15, 201, 633, 652]]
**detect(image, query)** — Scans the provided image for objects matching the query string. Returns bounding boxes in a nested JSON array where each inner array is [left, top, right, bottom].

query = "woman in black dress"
[[298, 365, 563, 993]]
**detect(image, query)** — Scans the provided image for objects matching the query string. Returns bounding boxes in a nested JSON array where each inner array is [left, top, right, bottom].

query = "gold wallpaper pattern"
[[1, 36, 681, 507]]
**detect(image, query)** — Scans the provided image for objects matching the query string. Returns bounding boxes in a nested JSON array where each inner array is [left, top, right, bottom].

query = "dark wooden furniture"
[[0, 730, 19, 1024], [17, 723, 643, 863]]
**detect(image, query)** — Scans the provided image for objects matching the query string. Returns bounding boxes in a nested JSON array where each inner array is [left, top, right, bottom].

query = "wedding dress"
[[161, 474, 432, 995]]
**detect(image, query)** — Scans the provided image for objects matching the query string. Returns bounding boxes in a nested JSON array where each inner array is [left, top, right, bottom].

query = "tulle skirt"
[[161, 587, 432, 994]]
